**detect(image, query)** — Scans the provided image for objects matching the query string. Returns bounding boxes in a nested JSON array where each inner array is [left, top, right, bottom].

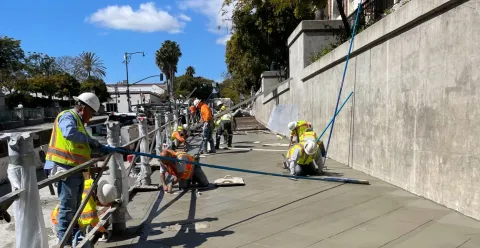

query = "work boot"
[[215, 136, 221, 150], [227, 136, 233, 147]]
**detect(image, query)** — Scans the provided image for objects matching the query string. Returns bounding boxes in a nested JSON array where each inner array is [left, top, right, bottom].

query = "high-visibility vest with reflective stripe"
[[300, 130, 317, 142], [78, 179, 99, 228], [220, 113, 232, 121], [166, 152, 195, 180], [46, 110, 92, 167], [286, 142, 318, 165], [290, 120, 310, 138]]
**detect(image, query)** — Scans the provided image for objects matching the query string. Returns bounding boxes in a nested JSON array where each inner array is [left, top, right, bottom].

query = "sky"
[[0, 0, 233, 84]]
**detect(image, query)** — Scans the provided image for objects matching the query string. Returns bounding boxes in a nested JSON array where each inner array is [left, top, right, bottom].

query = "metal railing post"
[[155, 113, 163, 154], [173, 110, 179, 132], [4, 132, 48, 248], [106, 121, 130, 233], [136, 116, 152, 186], [165, 113, 172, 148]]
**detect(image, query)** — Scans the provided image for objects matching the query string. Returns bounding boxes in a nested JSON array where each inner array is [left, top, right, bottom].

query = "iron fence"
[[347, 0, 395, 31]]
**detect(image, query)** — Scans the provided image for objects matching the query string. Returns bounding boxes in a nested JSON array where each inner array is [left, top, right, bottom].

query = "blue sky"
[[0, 0, 232, 84]]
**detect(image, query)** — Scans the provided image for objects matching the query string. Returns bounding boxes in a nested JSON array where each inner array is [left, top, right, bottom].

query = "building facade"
[[104, 83, 167, 113]]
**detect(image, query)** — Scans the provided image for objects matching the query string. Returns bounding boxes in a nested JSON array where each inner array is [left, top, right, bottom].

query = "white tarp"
[[6, 133, 48, 248]]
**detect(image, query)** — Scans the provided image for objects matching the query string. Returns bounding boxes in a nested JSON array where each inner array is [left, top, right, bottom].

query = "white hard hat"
[[217, 101, 223, 106], [304, 140, 317, 155], [288, 121, 297, 131], [97, 180, 118, 205], [182, 124, 188, 130], [74, 92, 100, 113], [193, 99, 200, 107]]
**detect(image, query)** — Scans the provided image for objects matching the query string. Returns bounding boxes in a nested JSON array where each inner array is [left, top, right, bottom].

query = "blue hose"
[[104, 146, 369, 185], [324, 3, 362, 165], [316, 91, 353, 142]]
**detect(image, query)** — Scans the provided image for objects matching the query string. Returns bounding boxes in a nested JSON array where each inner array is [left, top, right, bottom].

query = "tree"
[[185, 66, 196, 77], [75, 52, 106, 81], [55, 73, 81, 99], [223, 0, 326, 19], [155, 40, 182, 80], [80, 76, 110, 102], [29, 75, 58, 99], [0, 36, 25, 92], [24, 52, 58, 77], [56, 56, 78, 76], [173, 75, 215, 100], [224, 1, 308, 90]]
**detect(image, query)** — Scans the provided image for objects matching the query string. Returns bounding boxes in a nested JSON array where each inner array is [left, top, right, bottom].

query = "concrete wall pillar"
[[136, 116, 152, 185], [261, 71, 286, 93], [165, 113, 172, 147], [106, 121, 131, 232]]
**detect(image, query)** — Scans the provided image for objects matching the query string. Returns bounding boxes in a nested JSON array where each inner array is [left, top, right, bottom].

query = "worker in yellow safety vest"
[[215, 105, 233, 149], [288, 120, 312, 146], [285, 140, 324, 176], [43, 92, 108, 245], [299, 130, 326, 157], [158, 149, 210, 192], [51, 178, 118, 235], [171, 125, 189, 151]]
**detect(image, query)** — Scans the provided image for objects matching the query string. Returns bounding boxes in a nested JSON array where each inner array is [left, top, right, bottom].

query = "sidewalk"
[[97, 132, 480, 248]]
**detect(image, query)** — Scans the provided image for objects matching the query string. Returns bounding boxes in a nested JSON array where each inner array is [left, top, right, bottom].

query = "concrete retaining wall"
[[254, 0, 480, 219]]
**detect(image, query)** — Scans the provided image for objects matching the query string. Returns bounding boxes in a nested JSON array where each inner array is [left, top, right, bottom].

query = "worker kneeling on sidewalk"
[[288, 120, 312, 146], [286, 140, 324, 176], [215, 105, 233, 149], [171, 124, 189, 151], [51, 178, 118, 237], [159, 149, 209, 193]]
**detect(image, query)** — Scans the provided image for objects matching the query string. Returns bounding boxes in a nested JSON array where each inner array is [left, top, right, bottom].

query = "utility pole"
[[124, 51, 145, 112]]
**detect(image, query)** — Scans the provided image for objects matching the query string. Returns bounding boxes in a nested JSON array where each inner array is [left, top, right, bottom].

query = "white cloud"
[[87, 2, 186, 33], [216, 34, 231, 45], [178, 14, 192, 22], [179, 0, 233, 45]]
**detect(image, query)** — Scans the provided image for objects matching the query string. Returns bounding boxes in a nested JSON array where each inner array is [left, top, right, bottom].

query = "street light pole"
[[124, 51, 145, 112]]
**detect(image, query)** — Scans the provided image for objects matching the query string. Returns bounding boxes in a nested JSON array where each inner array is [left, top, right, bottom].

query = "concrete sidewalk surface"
[[96, 132, 480, 248]]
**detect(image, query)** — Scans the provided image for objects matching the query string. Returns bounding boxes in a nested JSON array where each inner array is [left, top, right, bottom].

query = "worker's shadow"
[[138, 190, 234, 247]]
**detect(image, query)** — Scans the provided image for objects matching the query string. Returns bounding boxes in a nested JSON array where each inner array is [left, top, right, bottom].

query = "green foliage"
[[185, 66, 196, 77], [0, 36, 24, 71], [224, 1, 310, 91], [219, 77, 248, 104], [155, 40, 182, 79], [55, 73, 81, 98], [173, 75, 214, 101], [24, 52, 59, 77], [223, 0, 326, 19], [75, 52, 106, 80], [384, 8, 393, 15], [81, 76, 110, 102]]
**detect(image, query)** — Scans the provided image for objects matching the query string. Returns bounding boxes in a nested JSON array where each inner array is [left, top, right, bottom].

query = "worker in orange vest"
[[194, 99, 216, 154], [158, 149, 209, 192]]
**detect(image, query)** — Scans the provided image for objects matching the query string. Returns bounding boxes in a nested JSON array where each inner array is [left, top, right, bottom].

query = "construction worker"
[[189, 104, 198, 124], [288, 120, 312, 146], [299, 130, 327, 158], [158, 149, 209, 192], [51, 178, 118, 237], [285, 140, 324, 176], [171, 124, 189, 151], [194, 99, 216, 154], [215, 105, 233, 149], [44, 92, 108, 244]]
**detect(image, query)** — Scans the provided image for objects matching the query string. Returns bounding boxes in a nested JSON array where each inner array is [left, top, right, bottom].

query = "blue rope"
[[324, 3, 362, 165], [316, 91, 353, 142], [104, 146, 369, 185]]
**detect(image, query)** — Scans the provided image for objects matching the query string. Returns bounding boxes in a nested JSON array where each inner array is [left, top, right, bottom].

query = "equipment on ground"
[[214, 175, 245, 186], [74, 92, 100, 112]]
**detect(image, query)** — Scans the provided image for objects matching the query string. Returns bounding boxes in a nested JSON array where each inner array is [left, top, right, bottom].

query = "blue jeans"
[[57, 172, 84, 243], [201, 125, 215, 153]]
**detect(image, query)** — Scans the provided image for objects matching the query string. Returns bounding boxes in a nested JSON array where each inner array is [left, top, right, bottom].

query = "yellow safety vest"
[[51, 179, 102, 231], [300, 130, 317, 142], [286, 142, 319, 165], [78, 179, 99, 229], [46, 110, 92, 166], [171, 131, 181, 141], [290, 120, 310, 138], [220, 113, 232, 121]]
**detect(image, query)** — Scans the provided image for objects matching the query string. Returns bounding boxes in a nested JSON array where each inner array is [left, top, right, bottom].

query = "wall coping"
[[300, 0, 465, 82], [287, 20, 344, 47], [261, 71, 285, 78], [262, 78, 291, 105]]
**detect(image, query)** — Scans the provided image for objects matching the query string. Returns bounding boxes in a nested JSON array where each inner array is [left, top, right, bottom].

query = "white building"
[[104, 83, 167, 113]]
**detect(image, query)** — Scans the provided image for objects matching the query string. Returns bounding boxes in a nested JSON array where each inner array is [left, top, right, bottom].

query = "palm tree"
[[75, 52, 106, 81], [155, 40, 182, 80], [185, 66, 196, 77]]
